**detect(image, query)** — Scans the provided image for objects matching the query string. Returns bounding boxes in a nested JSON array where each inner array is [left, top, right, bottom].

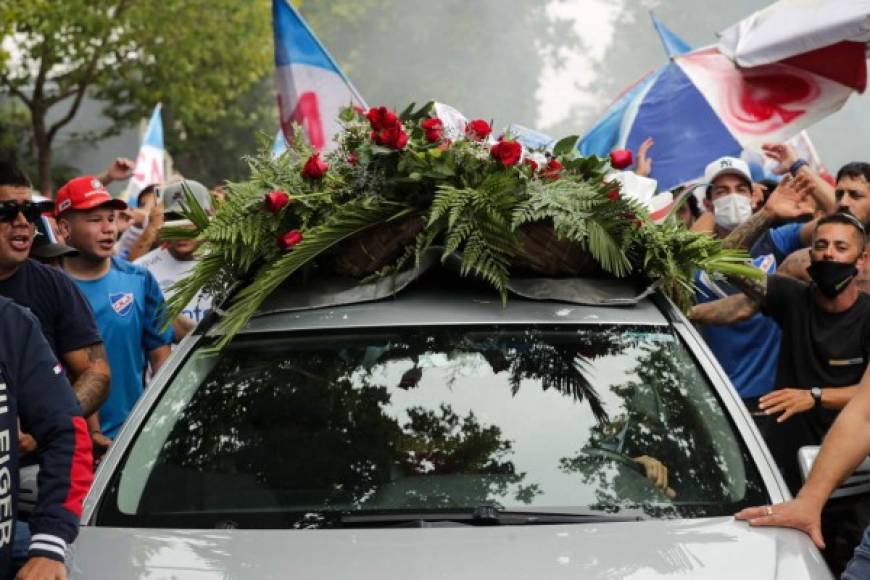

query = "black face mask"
[[806, 260, 859, 298]]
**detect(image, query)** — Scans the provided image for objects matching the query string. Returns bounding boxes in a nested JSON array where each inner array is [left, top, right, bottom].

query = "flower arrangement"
[[163, 102, 758, 348]]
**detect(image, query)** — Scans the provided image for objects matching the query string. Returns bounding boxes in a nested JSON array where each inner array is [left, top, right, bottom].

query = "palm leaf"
[[212, 200, 413, 349]]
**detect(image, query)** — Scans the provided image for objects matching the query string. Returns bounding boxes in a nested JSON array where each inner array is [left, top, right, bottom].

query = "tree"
[[163, 76, 278, 186], [0, 0, 272, 193]]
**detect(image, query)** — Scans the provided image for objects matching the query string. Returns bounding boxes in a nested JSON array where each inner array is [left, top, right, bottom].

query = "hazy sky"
[[307, 0, 870, 174], [51, 0, 870, 182]]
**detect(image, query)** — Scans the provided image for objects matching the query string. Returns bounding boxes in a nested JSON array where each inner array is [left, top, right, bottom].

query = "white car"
[[68, 280, 833, 579]]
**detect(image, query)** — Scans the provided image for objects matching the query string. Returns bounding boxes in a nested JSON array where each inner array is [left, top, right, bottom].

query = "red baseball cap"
[[55, 176, 127, 216]]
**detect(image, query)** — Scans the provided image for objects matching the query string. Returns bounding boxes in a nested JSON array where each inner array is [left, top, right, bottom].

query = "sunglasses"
[[0, 200, 49, 224]]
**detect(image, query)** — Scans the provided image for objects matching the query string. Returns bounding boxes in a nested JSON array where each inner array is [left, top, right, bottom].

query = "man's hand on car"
[[734, 496, 826, 549], [759, 388, 815, 422], [15, 556, 67, 580]]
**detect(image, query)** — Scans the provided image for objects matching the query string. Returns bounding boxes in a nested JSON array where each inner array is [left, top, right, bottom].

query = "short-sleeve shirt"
[[764, 274, 870, 390], [761, 274, 870, 492], [70, 257, 174, 438], [0, 259, 101, 359], [694, 253, 780, 400], [134, 247, 212, 323], [750, 221, 805, 265]]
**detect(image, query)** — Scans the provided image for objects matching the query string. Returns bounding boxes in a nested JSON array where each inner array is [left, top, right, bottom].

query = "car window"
[[97, 325, 768, 528]]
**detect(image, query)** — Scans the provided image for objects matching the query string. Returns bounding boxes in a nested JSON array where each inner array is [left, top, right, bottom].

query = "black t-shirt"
[[0, 259, 101, 360], [761, 274, 870, 493]]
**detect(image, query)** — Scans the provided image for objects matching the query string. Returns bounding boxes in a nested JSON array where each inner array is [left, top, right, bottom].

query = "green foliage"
[[552, 135, 579, 158], [514, 179, 640, 277], [427, 173, 523, 300], [168, 103, 761, 349], [0, 0, 271, 189]]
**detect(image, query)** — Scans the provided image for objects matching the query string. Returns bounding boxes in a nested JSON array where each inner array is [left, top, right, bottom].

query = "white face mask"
[[712, 193, 752, 230]]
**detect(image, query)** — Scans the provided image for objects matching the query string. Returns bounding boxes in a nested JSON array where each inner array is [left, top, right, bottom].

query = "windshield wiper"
[[337, 505, 647, 527]]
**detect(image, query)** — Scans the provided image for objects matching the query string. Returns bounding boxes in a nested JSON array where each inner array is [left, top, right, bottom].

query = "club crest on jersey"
[[109, 292, 134, 317]]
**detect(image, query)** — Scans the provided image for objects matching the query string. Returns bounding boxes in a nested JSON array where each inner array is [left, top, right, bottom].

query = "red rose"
[[524, 158, 539, 172], [607, 188, 620, 202], [421, 118, 444, 143], [490, 140, 523, 167], [541, 158, 564, 180], [622, 212, 643, 227], [374, 124, 408, 150], [466, 119, 492, 141], [352, 105, 366, 116], [366, 106, 399, 131], [609, 149, 633, 170], [264, 190, 290, 213], [278, 229, 304, 250], [302, 153, 329, 179]]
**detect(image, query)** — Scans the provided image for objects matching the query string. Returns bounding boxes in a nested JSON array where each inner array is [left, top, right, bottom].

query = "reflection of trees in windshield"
[[151, 337, 540, 515], [559, 342, 767, 516], [396, 404, 541, 506], [374, 328, 633, 426], [133, 325, 766, 524]]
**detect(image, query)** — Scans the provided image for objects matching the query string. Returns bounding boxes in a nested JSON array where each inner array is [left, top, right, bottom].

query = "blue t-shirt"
[[750, 222, 804, 265], [695, 250, 785, 400], [70, 258, 173, 438]]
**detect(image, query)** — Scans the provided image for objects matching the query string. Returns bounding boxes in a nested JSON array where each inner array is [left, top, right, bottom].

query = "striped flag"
[[272, 0, 366, 152], [126, 104, 165, 207]]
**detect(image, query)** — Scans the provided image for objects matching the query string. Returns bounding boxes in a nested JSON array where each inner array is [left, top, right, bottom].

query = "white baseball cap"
[[162, 179, 212, 217], [704, 156, 752, 187]]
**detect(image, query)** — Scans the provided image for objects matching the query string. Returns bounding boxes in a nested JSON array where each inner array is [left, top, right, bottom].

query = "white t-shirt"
[[134, 247, 212, 323]]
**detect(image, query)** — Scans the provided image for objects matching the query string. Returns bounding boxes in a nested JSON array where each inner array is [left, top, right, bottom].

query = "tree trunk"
[[35, 133, 53, 196], [30, 99, 54, 196]]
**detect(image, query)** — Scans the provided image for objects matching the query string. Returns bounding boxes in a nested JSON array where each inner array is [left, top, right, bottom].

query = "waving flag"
[[719, 0, 870, 67], [578, 13, 863, 192], [272, 0, 366, 152], [126, 104, 164, 207]]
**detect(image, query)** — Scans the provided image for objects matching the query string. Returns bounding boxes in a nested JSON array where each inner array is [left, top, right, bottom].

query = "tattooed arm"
[[62, 342, 111, 417], [722, 175, 814, 251], [690, 293, 760, 325]]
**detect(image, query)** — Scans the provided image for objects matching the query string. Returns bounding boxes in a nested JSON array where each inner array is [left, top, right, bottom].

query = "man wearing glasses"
[[0, 166, 110, 432], [0, 164, 110, 572]]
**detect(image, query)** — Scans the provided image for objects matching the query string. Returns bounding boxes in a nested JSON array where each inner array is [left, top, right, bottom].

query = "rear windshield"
[[96, 325, 768, 528]]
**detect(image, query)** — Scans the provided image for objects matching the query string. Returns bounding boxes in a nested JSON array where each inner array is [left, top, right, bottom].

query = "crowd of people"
[[0, 158, 214, 578], [0, 139, 869, 577]]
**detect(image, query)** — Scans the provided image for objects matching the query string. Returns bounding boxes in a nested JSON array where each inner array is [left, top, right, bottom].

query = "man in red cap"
[[55, 176, 173, 443]]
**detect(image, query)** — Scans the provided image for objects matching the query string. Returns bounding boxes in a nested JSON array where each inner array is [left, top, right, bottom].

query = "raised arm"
[[722, 174, 812, 251], [762, 143, 837, 216]]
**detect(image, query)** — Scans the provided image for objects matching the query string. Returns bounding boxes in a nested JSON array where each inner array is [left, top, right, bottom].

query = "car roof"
[[226, 284, 670, 336]]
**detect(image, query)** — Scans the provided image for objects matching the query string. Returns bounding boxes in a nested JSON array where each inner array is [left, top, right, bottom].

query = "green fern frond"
[[164, 252, 226, 326], [213, 200, 413, 349]]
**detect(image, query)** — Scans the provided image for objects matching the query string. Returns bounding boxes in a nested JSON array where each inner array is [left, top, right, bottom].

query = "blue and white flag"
[[126, 104, 165, 207], [273, 0, 366, 152], [271, 128, 288, 159]]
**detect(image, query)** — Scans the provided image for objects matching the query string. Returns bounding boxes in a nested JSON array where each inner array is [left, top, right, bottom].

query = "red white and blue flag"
[[578, 16, 865, 192], [126, 104, 165, 207], [272, 0, 366, 152]]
